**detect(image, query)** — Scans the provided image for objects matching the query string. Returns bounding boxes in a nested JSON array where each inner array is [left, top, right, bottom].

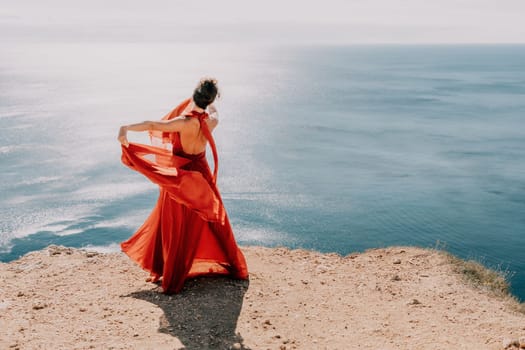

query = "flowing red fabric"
[[120, 99, 248, 294]]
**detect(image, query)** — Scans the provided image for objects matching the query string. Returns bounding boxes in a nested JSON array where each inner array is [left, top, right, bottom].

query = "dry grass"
[[447, 254, 510, 296], [443, 252, 525, 314]]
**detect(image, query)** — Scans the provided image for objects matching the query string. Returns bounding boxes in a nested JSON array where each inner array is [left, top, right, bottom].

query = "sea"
[[1, 43, 524, 300]]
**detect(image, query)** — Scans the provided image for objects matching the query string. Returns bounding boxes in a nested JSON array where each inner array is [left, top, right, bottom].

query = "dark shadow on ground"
[[128, 276, 250, 350]]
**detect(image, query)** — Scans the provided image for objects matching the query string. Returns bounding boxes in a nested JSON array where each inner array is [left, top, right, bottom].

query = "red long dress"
[[120, 99, 248, 294]]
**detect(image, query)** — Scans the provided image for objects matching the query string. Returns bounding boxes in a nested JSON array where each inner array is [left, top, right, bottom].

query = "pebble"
[[520, 336, 525, 348], [231, 343, 242, 350], [47, 245, 74, 256], [393, 259, 401, 264], [32, 303, 47, 310], [502, 338, 519, 349], [316, 265, 329, 273]]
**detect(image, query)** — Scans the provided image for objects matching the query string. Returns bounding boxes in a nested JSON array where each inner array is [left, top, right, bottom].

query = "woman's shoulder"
[[185, 116, 202, 129]]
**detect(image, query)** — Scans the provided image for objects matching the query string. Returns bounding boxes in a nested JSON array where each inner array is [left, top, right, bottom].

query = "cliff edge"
[[1, 245, 524, 349]]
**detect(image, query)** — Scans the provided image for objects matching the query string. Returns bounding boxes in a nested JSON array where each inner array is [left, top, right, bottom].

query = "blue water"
[[1, 43, 524, 300]]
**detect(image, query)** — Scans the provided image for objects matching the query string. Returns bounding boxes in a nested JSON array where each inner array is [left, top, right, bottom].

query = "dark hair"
[[193, 78, 219, 109]]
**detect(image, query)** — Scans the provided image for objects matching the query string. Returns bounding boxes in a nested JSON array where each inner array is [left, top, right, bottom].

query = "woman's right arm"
[[118, 121, 154, 147], [118, 118, 197, 147]]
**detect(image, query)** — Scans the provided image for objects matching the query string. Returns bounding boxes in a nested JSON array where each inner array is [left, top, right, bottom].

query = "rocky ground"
[[1, 245, 524, 349]]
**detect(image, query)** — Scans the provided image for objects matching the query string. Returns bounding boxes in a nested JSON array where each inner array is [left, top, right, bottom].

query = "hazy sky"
[[2, 0, 525, 44]]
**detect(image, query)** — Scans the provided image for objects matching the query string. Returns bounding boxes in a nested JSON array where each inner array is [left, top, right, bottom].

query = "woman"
[[117, 78, 248, 294]]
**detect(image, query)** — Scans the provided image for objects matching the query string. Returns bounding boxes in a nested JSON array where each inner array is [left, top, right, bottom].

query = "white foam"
[[234, 225, 293, 245], [4, 194, 39, 206], [92, 212, 150, 230], [6, 204, 95, 240], [17, 176, 62, 186], [0, 143, 37, 155], [0, 146, 12, 154], [82, 243, 121, 254], [0, 242, 13, 254], [72, 182, 152, 201], [52, 229, 84, 237], [40, 223, 72, 233]]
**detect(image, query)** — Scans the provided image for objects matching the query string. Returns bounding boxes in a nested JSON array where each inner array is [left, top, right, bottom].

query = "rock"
[[391, 275, 401, 281], [393, 259, 401, 265], [48, 246, 62, 256], [47, 245, 74, 256], [316, 265, 329, 273], [519, 336, 525, 348], [32, 303, 47, 310], [408, 299, 421, 305], [503, 338, 520, 349], [231, 343, 242, 350]]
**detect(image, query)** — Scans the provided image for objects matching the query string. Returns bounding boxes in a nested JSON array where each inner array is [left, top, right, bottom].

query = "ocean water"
[[1, 43, 524, 300]]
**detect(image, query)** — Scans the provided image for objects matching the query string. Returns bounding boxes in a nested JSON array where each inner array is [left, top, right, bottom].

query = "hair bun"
[[201, 79, 217, 92], [193, 77, 219, 109]]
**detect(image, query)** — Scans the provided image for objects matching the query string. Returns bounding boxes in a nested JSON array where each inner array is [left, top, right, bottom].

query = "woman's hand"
[[208, 104, 218, 120], [118, 126, 129, 147]]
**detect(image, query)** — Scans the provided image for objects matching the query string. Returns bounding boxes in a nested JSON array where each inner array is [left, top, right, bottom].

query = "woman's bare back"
[[179, 116, 218, 155]]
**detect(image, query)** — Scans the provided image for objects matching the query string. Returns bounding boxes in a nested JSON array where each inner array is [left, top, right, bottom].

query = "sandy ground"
[[1, 245, 524, 350]]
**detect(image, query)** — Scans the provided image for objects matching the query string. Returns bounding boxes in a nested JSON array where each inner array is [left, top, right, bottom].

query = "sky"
[[1, 0, 525, 44]]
